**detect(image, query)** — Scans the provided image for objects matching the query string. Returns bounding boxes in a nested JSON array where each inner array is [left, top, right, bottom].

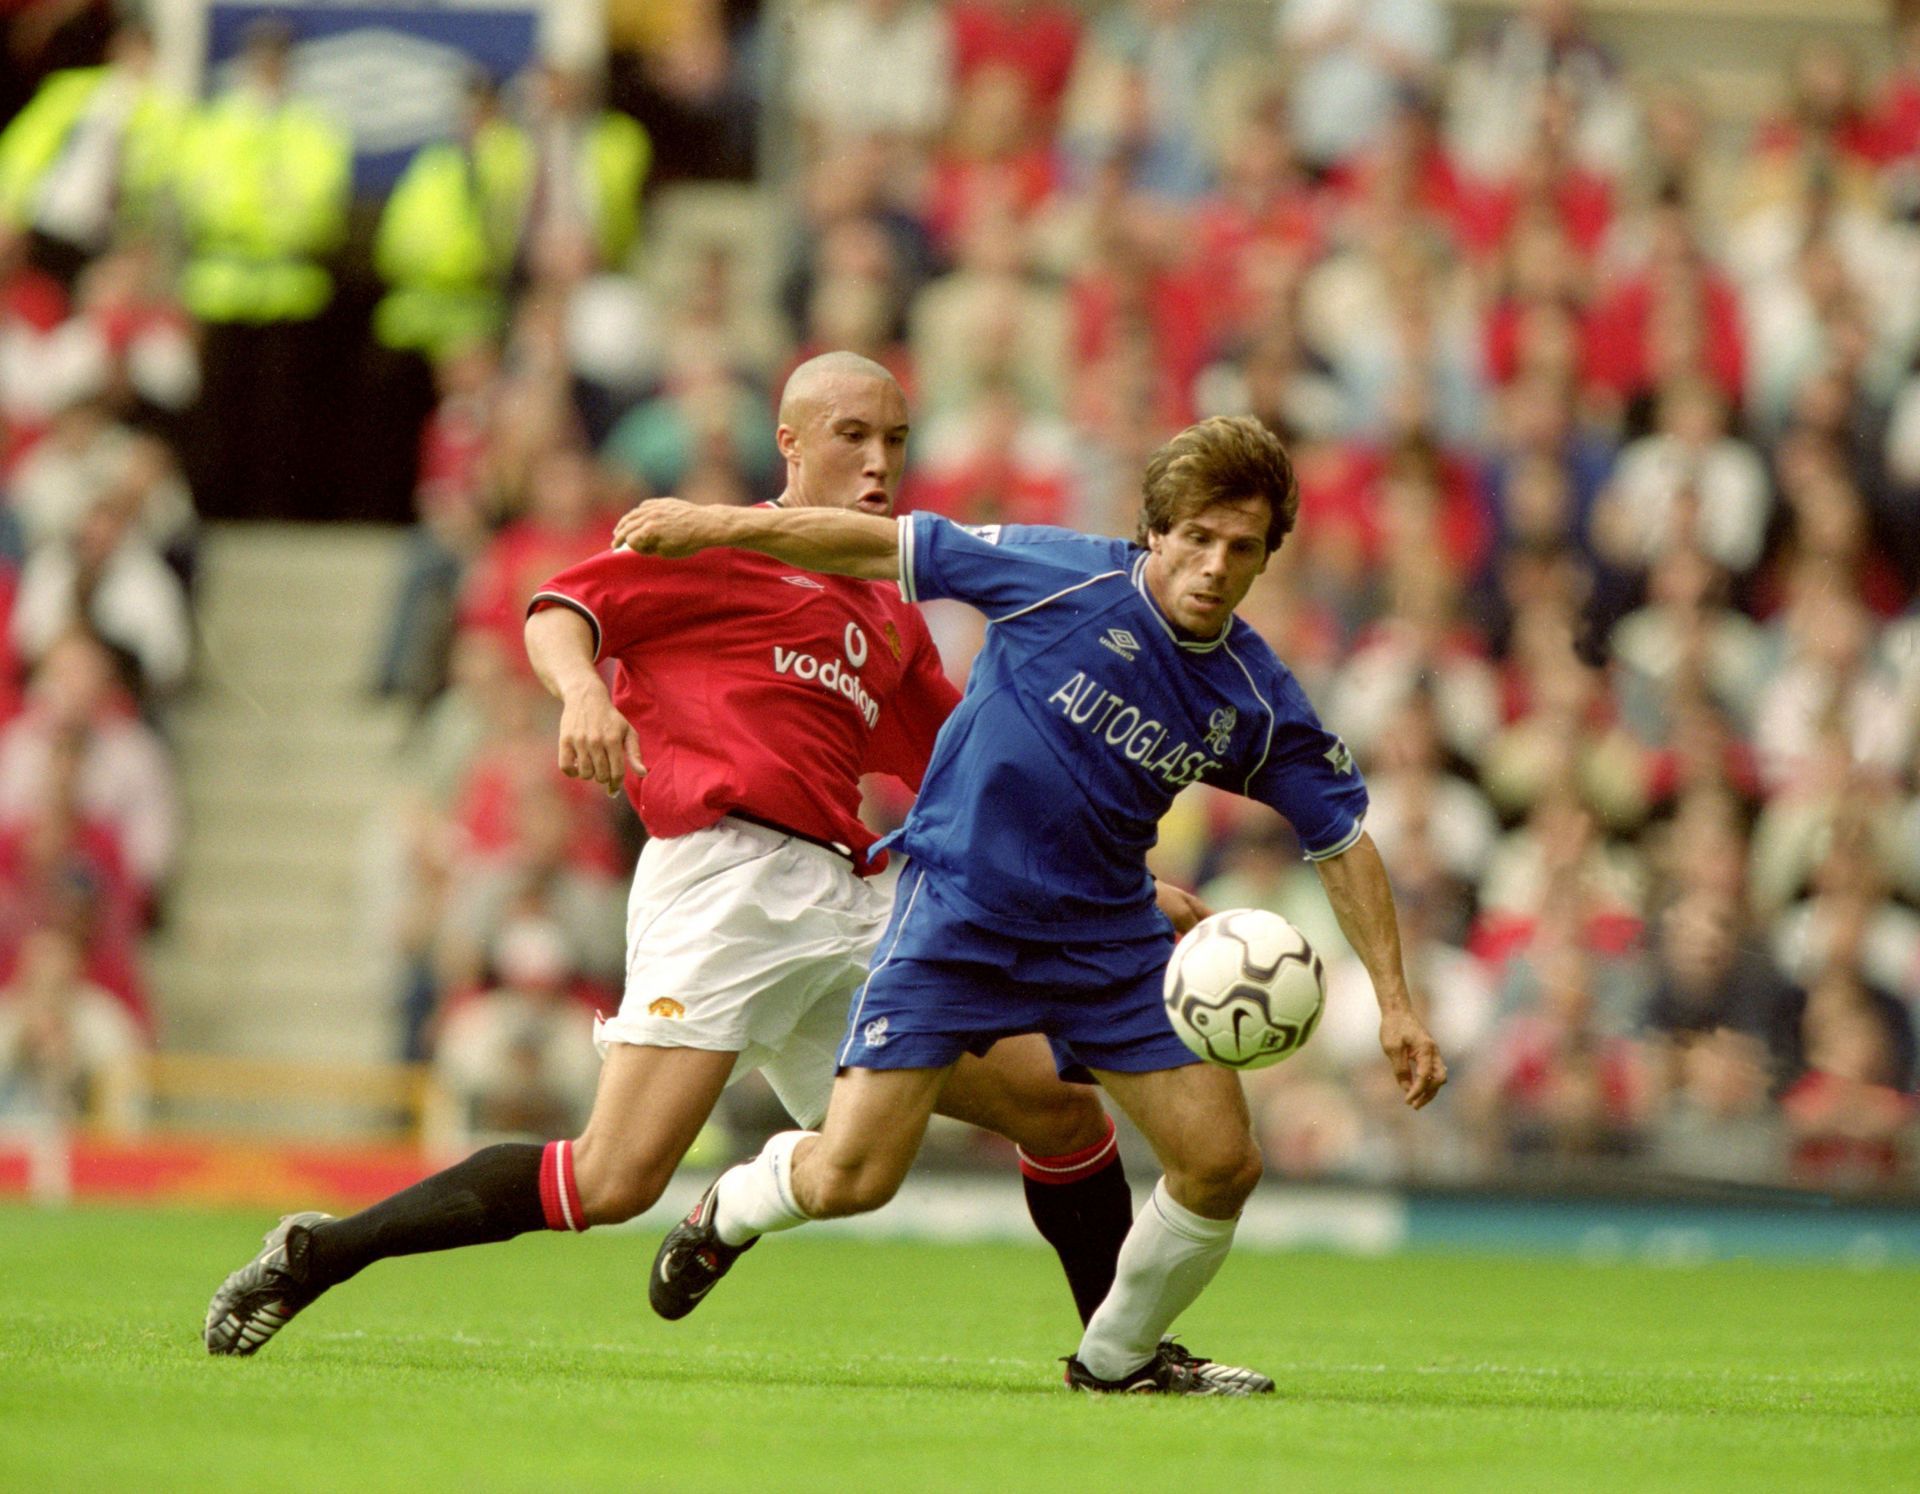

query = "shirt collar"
[[1131, 551, 1231, 654]]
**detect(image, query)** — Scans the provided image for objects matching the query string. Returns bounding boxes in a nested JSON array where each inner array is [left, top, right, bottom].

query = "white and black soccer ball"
[[1162, 909, 1325, 1071]]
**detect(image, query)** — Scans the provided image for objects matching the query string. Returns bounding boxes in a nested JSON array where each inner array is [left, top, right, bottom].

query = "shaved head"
[[778, 351, 901, 427], [774, 350, 911, 514]]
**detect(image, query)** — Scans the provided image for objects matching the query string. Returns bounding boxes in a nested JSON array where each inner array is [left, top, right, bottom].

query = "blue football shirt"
[[886, 514, 1368, 942]]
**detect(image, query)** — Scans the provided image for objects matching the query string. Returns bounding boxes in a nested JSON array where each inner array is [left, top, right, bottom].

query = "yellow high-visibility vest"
[[372, 119, 531, 355], [585, 111, 650, 267], [0, 66, 185, 234], [174, 88, 350, 323]]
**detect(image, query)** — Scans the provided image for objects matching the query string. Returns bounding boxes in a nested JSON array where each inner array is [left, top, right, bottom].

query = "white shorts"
[[595, 816, 895, 1128]]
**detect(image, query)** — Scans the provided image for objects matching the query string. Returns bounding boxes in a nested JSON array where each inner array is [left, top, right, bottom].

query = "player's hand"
[[556, 683, 644, 795], [612, 498, 716, 558], [1380, 1005, 1446, 1110], [1153, 880, 1212, 936]]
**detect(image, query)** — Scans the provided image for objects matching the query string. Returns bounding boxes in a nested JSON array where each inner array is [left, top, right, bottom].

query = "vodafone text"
[[1046, 671, 1220, 789], [772, 643, 880, 728]]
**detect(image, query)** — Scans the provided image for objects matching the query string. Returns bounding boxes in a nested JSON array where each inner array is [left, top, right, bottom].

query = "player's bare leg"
[[649, 1066, 950, 1320], [790, 1065, 951, 1216], [1063, 1063, 1273, 1395], [207, 1044, 738, 1354], [570, 1045, 738, 1224], [1095, 1063, 1261, 1220], [935, 1036, 1136, 1325], [934, 1035, 1107, 1155]]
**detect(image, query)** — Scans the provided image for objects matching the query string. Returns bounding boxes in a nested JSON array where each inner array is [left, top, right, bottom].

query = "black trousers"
[[189, 319, 327, 521], [350, 340, 438, 526]]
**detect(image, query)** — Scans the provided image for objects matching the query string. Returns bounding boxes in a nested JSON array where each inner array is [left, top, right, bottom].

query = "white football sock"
[[712, 1129, 815, 1246], [1074, 1177, 1238, 1381]]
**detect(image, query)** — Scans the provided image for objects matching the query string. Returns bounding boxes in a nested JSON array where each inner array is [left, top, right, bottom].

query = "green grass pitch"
[[3, 1204, 1916, 1491]]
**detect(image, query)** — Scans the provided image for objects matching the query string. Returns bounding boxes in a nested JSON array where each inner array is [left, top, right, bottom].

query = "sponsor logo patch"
[[1046, 672, 1221, 789], [863, 1017, 890, 1049], [647, 997, 686, 1019], [772, 644, 880, 728]]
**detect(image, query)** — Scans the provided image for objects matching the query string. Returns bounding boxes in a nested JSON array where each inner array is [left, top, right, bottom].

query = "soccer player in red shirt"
[[204, 353, 1171, 1355]]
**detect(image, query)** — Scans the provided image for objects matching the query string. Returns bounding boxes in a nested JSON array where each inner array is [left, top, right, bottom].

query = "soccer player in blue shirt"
[[616, 415, 1447, 1394]]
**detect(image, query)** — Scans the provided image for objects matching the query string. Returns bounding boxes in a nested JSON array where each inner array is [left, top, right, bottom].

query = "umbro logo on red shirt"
[[781, 575, 826, 590]]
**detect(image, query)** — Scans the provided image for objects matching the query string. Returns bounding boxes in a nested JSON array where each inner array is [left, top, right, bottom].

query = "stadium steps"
[[151, 524, 410, 1067]]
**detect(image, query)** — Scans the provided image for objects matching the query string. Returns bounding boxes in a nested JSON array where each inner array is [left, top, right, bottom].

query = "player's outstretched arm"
[[1312, 831, 1448, 1109], [613, 499, 901, 581], [525, 606, 644, 794]]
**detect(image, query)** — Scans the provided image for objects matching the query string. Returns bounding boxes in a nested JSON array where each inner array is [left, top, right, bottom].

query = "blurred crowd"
[[0, 14, 193, 1128], [0, 0, 1916, 1189]]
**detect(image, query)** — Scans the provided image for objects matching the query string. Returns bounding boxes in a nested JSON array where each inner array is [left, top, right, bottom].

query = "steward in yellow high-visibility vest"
[[520, 63, 651, 273], [580, 108, 651, 268], [372, 75, 531, 358], [174, 20, 355, 522], [174, 25, 350, 325], [0, 24, 185, 273]]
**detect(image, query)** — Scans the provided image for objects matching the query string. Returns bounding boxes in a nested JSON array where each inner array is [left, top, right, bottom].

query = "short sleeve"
[[1243, 682, 1369, 861], [898, 512, 1132, 618], [529, 548, 715, 661]]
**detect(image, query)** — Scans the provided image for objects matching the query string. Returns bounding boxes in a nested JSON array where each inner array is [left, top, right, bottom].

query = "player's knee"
[[1170, 1134, 1263, 1215], [1222, 1142, 1264, 1206], [798, 1156, 902, 1219], [1013, 1083, 1110, 1157]]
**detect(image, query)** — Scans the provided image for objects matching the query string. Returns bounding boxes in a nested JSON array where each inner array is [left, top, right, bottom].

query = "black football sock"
[[1019, 1120, 1134, 1326], [301, 1141, 557, 1290]]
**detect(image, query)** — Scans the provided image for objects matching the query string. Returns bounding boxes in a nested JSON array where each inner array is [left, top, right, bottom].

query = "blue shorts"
[[837, 863, 1199, 1077]]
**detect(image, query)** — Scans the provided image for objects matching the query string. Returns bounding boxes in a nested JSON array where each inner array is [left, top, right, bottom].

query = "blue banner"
[[206, 3, 540, 193]]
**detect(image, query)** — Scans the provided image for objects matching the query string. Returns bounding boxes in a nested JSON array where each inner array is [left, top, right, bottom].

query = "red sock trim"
[[539, 1139, 585, 1232], [1017, 1116, 1119, 1185]]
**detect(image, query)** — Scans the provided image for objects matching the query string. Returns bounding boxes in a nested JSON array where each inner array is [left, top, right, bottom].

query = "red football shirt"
[[529, 537, 959, 874]]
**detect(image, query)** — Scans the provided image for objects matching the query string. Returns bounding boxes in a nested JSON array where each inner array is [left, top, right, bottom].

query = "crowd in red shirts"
[[2, 0, 1916, 1183], [631, 0, 1920, 1190], [0, 232, 190, 1120]]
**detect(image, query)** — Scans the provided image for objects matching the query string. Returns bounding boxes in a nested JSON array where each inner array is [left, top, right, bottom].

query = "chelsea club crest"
[[1205, 707, 1237, 756]]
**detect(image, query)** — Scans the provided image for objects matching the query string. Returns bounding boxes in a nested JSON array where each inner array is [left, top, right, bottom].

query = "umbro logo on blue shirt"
[[1099, 628, 1142, 661], [1325, 739, 1355, 775]]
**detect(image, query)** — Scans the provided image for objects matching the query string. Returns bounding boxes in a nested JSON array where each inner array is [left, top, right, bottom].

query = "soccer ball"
[[1162, 909, 1325, 1070]]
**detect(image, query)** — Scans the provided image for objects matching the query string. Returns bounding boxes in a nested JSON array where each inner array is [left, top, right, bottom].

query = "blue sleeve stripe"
[[528, 591, 603, 663], [988, 570, 1124, 626], [1221, 640, 1277, 793], [1302, 818, 1366, 863], [896, 515, 918, 602]]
